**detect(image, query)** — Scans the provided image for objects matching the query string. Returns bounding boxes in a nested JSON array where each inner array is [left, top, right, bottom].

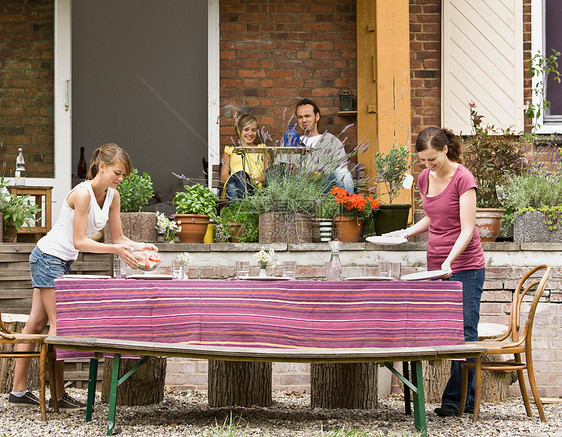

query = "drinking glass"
[[113, 257, 126, 279], [378, 262, 401, 280], [282, 261, 297, 280], [236, 261, 250, 279], [172, 260, 184, 280]]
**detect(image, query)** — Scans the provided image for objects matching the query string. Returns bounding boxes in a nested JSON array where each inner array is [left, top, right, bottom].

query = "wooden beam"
[[357, 0, 412, 206]]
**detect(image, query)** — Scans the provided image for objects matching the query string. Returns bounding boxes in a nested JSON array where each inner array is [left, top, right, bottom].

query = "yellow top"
[[224, 145, 267, 181]]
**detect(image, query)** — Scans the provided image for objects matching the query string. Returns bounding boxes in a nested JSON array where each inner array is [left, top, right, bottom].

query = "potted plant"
[[462, 102, 529, 241], [330, 186, 379, 242], [372, 143, 413, 235], [243, 172, 325, 244], [503, 152, 562, 242], [214, 201, 259, 243], [172, 183, 218, 243], [104, 169, 156, 242], [0, 181, 41, 242], [314, 193, 339, 242]]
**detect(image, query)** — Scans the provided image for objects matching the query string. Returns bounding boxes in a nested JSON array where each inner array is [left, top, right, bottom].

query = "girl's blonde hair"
[[235, 114, 261, 145], [86, 143, 132, 180]]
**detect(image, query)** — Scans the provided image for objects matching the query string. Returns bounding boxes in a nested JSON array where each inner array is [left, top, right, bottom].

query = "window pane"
[[545, 0, 562, 117]]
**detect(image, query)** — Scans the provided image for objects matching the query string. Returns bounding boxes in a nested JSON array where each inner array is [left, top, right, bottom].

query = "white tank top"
[[37, 181, 115, 261]]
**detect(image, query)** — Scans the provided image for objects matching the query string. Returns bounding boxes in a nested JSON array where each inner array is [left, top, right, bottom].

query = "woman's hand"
[[440, 261, 453, 279], [132, 242, 158, 252], [113, 244, 138, 269]]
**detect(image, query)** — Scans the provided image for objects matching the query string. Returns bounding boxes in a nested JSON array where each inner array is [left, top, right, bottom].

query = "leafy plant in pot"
[[502, 149, 562, 242], [105, 169, 156, 243], [214, 201, 259, 243], [462, 102, 529, 241], [314, 193, 340, 242], [0, 179, 42, 242], [372, 143, 413, 235], [173, 183, 218, 243], [330, 187, 379, 242]]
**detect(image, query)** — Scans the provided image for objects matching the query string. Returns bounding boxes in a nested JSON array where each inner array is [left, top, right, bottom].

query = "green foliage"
[[201, 413, 247, 437], [315, 193, 340, 219], [503, 161, 562, 230], [463, 103, 529, 208], [526, 49, 562, 132], [374, 144, 412, 204], [116, 169, 154, 212], [243, 172, 327, 216], [0, 178, 41, 230], [173, 183, 219, 218], [214, 201, 259, 243]]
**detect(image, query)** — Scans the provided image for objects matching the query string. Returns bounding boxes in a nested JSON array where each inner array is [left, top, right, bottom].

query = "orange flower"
[[330, 188, 379, 218]]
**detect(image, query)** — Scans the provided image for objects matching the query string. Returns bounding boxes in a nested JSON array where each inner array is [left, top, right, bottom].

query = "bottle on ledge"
[[15, 147, 26, 186], [77, 146, 87, 179]]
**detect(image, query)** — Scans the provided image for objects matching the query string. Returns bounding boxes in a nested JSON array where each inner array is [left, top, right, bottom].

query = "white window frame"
[[531, 0, 562, 134]]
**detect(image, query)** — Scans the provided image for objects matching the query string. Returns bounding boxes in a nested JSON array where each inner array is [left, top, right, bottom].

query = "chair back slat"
[[509, 265, 550, 344]]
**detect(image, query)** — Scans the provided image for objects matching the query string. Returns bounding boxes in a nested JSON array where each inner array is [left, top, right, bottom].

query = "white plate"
[[344, 276, 393, 281], [239, 276, 292, 281], [400, 270, 448, 281], [127, 274, 174, 280], [62, 275, 111, 279], [366, 236, 408, 246]]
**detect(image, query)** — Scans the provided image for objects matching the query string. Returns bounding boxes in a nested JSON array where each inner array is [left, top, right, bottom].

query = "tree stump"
[[422, 357, 517, 403], [311, 363, 378, 409], [0, 314, 42, 393], [208, 360, 272, 407], [101, 357, 166, 406]]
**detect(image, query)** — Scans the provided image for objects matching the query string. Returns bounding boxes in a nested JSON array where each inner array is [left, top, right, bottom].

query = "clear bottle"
[[77, 146, 87, 179], [325, 240, 342, 281], [15, 148, 26, 186]]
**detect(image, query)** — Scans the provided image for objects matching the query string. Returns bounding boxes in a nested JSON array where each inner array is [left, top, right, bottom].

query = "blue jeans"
[[29, 247, 73, 288], [225, 171, 255, 203], [322, 168, 354, 192], [440, 267, 485, 411]]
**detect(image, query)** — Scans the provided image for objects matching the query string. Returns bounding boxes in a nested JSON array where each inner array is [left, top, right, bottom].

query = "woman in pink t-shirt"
[[388, 127, 485, 417]]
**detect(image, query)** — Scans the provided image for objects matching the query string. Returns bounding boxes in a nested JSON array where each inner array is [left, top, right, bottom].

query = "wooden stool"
[[8, 186, 53, 242]]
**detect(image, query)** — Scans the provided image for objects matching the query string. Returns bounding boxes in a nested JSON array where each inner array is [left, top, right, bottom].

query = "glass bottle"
[[283, 124, 300, 147], [15, 148, 26, 186], [77, 146, 87, 179], [325, 240, 342, 281]]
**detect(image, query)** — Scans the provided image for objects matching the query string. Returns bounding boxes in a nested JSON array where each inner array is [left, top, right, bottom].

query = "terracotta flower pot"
[[173, 214, 210, 243], [475, 208, 505, 242], [333, 216, 364, 242]]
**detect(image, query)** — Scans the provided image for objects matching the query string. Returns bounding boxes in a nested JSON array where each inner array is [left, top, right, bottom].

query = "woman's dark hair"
[[415, 127, 462, 163], [235, 113, 261, 145], [86, 143, 132, 180]]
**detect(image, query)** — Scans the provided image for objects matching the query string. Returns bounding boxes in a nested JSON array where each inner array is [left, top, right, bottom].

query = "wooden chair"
[[0, 312, 57, 420], [458, 264, 551, 422]]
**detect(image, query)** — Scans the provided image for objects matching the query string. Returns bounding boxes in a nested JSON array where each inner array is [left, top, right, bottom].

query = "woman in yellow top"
[[220, 114, 269, 203]]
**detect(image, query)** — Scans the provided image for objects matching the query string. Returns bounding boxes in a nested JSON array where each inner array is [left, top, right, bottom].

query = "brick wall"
[[219, 0, 357, 155], [0, 0, 54, 178]]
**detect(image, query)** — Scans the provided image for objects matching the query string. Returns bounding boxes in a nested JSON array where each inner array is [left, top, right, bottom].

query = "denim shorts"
[[29, 247, 73, 288]]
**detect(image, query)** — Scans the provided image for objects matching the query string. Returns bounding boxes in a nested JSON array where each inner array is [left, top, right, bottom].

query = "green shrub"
[[117, 169, 154, 212]]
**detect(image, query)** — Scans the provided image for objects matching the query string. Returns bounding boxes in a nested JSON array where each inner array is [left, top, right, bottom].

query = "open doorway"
[[71, 0, 209, 211]]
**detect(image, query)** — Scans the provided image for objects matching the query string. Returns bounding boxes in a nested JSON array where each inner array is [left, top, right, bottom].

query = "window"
[[532, 0, 562, 131]]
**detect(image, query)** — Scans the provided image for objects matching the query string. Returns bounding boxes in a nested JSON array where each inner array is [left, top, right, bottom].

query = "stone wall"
[[155, 241, 562, 399]]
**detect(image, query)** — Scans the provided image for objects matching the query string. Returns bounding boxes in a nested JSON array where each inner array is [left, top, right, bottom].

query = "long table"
[[52, 278, 475, 436]]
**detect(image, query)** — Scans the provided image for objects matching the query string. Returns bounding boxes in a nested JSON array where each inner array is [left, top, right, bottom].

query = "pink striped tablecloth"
[[54, 279, 464, 359]]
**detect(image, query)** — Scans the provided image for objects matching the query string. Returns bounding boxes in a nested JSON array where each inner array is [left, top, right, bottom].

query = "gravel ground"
[[0, 388, 561, 437]]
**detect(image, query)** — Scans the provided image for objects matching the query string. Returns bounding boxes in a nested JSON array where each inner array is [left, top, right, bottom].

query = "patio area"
[[0, 387, 561, 436]]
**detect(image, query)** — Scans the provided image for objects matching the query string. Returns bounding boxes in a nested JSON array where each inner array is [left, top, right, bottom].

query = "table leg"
[[107, 353, 121, 436], [402, 361, 411, 415], [86, 358, 99, 422], [411, 361, 427, 437]]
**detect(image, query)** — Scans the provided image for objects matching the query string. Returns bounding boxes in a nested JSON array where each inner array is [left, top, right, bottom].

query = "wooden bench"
[[44, 335, 485, 437]]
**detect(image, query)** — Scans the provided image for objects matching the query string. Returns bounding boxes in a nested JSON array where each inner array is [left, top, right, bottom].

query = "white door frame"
[[52, 0, 220, 220]]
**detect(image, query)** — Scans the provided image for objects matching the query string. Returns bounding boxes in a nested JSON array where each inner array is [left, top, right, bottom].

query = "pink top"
[[417, 164, 485, 272]]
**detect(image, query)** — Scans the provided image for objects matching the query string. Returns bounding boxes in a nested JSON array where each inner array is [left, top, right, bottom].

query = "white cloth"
[[37, 181, 115, 261]]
